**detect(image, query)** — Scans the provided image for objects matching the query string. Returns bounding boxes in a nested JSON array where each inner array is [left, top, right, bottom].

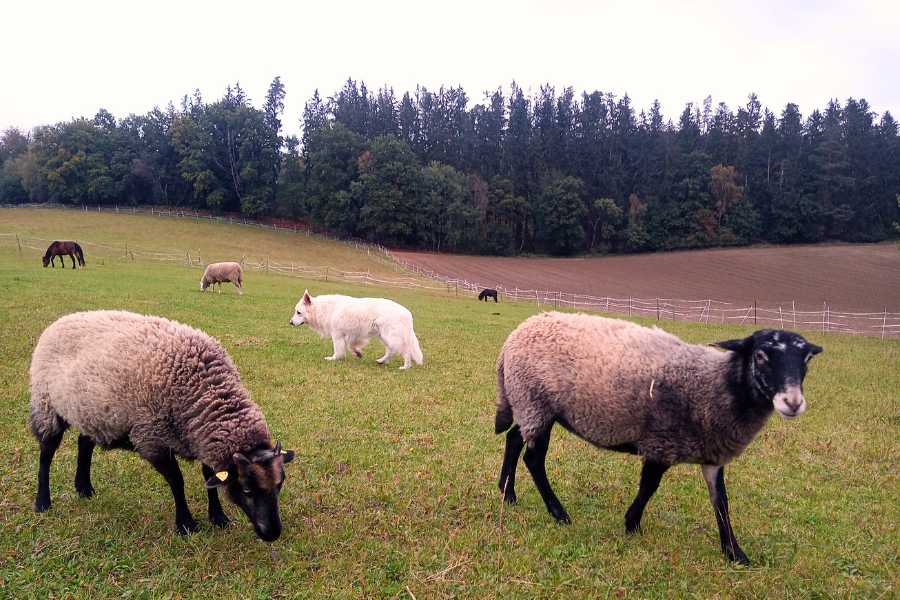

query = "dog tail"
[[407, 325, 424, 366]]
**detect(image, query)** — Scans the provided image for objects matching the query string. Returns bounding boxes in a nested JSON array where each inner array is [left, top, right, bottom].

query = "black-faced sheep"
[[494, 312, 822, 564], [30, 310, 295, 541], [201, 261, 243, 294]]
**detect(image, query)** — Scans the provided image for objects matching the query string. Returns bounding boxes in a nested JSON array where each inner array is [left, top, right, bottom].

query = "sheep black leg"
[[625, 460, 669, 533], [148, 451, 198, 535], [34, 428, 66, 512], [74, 434, 96, 498], [702, 465, 749, 565], [201, 464, 230, 528], [498, 425, 524, 504], [523, 427, 571, 524]]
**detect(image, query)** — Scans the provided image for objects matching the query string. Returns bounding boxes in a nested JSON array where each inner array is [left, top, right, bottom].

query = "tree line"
[[1, 77, 898, 255]]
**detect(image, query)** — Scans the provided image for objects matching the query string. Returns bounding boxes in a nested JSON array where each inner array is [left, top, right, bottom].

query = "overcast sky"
[[2, 0, 898, 137]]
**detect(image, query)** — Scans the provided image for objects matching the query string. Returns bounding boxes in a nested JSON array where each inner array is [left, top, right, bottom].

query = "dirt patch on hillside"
[[394, 243, 900, 313]]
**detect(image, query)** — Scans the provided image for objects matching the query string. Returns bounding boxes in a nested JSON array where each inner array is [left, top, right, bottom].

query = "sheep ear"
[[807, 343, 823, 356], [302, 290, 312, 305], [712, 337, 753, 355]]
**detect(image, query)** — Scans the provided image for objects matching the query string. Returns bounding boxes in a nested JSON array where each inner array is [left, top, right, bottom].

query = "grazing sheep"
[[30, 310, 295, 541], [495, 312, 822, 564], [479, 288, 499, 302], [201, 261, 243, 294]]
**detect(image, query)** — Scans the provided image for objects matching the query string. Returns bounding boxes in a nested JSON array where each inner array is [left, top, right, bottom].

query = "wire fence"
[[390, 259, 900, 340], [2, 203, 899, 339]]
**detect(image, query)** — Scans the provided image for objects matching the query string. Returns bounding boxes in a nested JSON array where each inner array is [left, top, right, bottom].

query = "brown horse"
[[42, 241, 85, 269]]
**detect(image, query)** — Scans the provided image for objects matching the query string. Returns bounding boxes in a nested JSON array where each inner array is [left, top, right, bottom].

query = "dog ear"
[[302, 289, 312, 305]]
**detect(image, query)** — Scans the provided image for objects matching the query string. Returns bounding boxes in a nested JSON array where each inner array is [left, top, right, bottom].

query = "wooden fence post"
[[656, 298, 660, 321], [705, 299, 711, 324], [628, 296, 632, 317], [822, 301, 827, 333], [792, 300, 797, 329], [16, 234, 22, 255], [779, 306, 784, 329], [325, 267, 328, 281], [882, 308, 887, 340], [753, 299, 757, 325]]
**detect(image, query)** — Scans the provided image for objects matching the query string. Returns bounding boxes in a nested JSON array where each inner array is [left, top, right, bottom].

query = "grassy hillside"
[[0, 207, 402, 276], [0, 209, 897, 598]]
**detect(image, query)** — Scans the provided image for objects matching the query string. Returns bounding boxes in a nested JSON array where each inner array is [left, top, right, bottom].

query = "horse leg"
[[70, 253, 77, 269]]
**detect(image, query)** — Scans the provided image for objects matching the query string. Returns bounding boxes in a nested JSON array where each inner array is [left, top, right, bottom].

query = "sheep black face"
[[715, 330, 823, 419], [205, 442, 296, 542]]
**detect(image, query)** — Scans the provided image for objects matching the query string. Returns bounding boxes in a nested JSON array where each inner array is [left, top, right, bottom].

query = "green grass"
[[0, 209, 897, 598]]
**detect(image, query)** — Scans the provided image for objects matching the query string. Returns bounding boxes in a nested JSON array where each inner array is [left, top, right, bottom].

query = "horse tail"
[[74, 242, 85, 266]]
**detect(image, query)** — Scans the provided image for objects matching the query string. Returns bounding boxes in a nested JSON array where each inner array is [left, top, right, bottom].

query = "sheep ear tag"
[[205, 471, 229, 489]]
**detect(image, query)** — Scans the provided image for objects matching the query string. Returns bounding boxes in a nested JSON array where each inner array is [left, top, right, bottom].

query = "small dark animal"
[[479, 288, 499, 302], [495, 313, 823, 565], [42, 241, 85, 269]]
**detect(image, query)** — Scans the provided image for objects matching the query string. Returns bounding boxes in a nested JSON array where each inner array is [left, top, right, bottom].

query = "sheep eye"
[[242, 487, 252, 496]]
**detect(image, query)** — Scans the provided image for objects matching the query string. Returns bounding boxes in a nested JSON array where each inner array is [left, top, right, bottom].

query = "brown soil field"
[[394, 243, 900, 313]]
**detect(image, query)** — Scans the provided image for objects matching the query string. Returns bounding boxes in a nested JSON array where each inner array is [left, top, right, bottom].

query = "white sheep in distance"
[[495, 312, 822, 564], [201, 261, 243, 294]]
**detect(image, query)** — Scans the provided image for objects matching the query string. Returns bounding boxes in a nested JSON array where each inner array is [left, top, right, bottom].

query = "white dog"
[[289, 290, 424, 369]]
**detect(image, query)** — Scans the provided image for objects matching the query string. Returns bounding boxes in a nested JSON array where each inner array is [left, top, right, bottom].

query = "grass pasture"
[[0, 208, 897, 598]]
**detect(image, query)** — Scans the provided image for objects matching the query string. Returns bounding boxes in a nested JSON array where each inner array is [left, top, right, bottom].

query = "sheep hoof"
[[353, 350, 363, 358], [727, 548, 750, 566], [503, 493, 517, 505], [209, 512, 230, 528], [75, 483, 95, 498], [34, 497, 51, 513], [175, 517, 199, 535], [552, 510, 571, 525]]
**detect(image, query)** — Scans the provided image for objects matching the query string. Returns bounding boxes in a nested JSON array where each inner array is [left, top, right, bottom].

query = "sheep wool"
[[201, 261, 243, 293], [30, 310, 269, 471], [496, 311, 760, 466]]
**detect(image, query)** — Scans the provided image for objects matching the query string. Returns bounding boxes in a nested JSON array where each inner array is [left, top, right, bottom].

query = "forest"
[[1, 77, 897, 255]]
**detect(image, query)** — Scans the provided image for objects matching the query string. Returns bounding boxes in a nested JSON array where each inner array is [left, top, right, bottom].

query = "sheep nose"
[[784, 397, 802, 412]]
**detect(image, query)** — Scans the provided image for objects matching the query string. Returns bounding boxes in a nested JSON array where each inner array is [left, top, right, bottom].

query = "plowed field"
[[395, 243, 900, 312]]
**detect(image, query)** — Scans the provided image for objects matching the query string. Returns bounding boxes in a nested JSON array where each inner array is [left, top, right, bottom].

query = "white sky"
[[2, 0, 898, 137]]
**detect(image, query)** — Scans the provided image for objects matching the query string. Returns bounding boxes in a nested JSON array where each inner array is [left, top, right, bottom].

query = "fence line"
[[2, 203, 898, 339], [388, 255, 900, 340]]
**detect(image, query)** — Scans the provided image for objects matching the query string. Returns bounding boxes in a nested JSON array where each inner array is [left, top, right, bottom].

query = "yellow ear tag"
[[215, 471, 229, 482], [280, 450, 288, 455]]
